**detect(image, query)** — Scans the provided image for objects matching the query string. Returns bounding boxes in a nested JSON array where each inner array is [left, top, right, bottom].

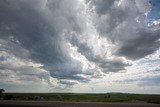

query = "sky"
[[0, 0, 160, 94]]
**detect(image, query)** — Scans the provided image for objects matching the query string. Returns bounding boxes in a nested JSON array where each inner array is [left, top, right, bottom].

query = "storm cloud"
[[87, 0, 160, 60], [0, 0, 160, 89]]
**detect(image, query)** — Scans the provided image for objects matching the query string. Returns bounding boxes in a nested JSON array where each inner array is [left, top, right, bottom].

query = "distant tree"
[[4, 95, 13, 100], [0, 89, 5, 100], [0, 89, 5, 95], [105, 94, 111, 99]]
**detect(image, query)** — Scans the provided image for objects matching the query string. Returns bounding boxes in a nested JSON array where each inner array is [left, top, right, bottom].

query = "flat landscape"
[[0, 93, 160, 107], [2, 93, 160, 103]]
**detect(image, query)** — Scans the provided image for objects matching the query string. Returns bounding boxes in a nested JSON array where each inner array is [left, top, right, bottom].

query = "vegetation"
[[0, 89, 5, 100], [2, 93, 160, 104]]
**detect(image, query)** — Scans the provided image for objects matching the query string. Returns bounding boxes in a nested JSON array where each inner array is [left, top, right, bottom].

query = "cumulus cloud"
[[0, 0, 160, 89], [0, 0, 87, 85], [87, 0, 160, 60], [0, 51, 53, 85]]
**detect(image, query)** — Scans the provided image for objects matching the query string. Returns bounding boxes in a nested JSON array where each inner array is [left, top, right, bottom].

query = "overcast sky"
[[0, 0, 160, 94]]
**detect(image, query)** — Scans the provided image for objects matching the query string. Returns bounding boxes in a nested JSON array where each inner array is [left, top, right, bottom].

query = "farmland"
[[2, 93, 160, 104]]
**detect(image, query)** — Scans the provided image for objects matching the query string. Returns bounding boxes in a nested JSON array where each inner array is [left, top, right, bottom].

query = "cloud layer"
[[0, 0, 160, 90]]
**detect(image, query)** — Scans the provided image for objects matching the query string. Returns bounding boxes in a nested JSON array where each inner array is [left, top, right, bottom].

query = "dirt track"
[[0, 101, 159, 107]]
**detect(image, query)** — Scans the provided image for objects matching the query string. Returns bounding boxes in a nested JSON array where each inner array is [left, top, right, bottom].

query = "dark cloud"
[[0, 0, 160, 88], [0, 66, 6, 70], [87, 0, 160, 60], [116, 30, 160, 60], [69, 34, 96, 62], [69, 33, 130, 73], [0, 0, 87, 84], [52, 71, 90, 83], [88, 0, 115, 15], [99, 60, 130, 73], [0, 0, 67, 64], [0, 39, 29, 59], [0, 56, 6, 61]]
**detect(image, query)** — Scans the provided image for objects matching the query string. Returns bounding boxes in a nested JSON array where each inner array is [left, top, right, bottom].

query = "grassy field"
[[3, 93, 160, 104]]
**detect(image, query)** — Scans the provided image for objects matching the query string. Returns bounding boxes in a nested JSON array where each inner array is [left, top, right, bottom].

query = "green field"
[[3, 93, 160, 104]]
